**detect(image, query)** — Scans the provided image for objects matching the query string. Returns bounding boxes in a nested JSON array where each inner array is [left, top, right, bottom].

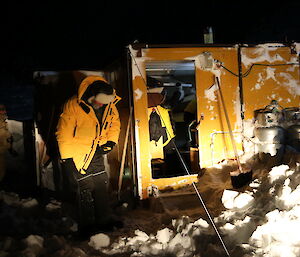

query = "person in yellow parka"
[[56, 76, 122, 233], [0, 104, 10, 182]]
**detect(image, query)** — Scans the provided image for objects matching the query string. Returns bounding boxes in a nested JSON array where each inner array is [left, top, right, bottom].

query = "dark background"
[[0, 1, 299, 70]]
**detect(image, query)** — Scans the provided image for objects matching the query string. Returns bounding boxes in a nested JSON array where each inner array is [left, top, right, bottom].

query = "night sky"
[[1, 1, 299, 70]]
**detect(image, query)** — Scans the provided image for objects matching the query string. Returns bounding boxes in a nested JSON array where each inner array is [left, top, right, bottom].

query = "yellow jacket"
[[148, 105, 175, 147], [56, 76, 121, 173]]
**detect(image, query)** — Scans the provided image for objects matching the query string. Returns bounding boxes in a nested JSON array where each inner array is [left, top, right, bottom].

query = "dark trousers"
[[61, 148, 112, 229]]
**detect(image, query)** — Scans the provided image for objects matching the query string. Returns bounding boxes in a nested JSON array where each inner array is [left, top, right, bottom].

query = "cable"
[[128, 48, 231, 257], [173, 145, 231, 257], [243, 63, 299, 78], [220, 62, 299, 78], [220, 64, 239, 77]]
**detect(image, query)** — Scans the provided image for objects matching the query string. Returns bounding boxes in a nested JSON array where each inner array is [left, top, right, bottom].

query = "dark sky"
[[1, 1, 299, 70]]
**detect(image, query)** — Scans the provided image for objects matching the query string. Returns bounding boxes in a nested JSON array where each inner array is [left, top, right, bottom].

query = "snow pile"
[[87, 159, 300, 257], [250, 209, 300, 256], [3, 152, 300, 256], [215, 163, 300, 256], [97, 216, 211, 257], [0, 191, 39, 209], [0, 192, 77, 238]]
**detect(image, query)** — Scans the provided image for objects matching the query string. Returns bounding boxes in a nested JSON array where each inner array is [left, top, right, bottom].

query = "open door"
[[145, 61, 200, 178]]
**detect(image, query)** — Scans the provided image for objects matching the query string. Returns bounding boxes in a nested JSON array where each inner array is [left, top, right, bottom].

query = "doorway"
[[145, 61, 199, 178]]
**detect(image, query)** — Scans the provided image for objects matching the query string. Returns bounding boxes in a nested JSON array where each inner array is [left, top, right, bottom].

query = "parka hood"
[[78, 75, 108, 100], [78, 75, 121, 104]]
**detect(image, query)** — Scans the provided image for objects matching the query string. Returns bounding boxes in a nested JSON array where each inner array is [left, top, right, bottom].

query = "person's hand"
[[98, 141, 116, 154]]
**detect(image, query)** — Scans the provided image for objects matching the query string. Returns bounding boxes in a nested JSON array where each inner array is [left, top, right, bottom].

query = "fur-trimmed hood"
[[78, 75, 120, 104]]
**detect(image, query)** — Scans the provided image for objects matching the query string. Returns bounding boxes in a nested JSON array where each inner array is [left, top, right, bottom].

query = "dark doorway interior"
[[146, 61, 200, 178]]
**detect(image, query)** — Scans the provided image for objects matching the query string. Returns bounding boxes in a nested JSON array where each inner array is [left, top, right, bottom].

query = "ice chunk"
[[222, 190, 239, 209], [269, 165, 290, 183], [234, 193, 254, 209], [156, 228, 173, 244], [167, 233, 191, 252], [21, 198, 38, 208], [149, 242, 163, 255], [221, 222, 235, 232], [126, 230, 149, 246], [45, 200, 61, 211], [89, 233, 110, 249], [134, 229, 149, 241], [1, 191, 20, 206], [193, 218, 209, 228], [172, 216, 191, 232], [22, 235, 44, 257], [249, 179, 261, 188], [222, 190, 254, 209], [24, 235, 44, 248]]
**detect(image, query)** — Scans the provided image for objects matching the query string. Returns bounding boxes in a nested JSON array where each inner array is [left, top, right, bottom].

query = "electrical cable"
[[220, 62, 299, 78], [129, 48, 231, 257]]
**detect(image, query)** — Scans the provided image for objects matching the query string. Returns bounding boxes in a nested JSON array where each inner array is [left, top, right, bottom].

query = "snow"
[[278, 72, 300, 96], [21, 198, 39, 208], [156, 228, 173, 244], [0, 191, 20, 206], [255, 83, 261, 90], [89, 233, 110, 249], [204, 83, 218, 101], [268, 164, 290, 183], [24, 235, 44, 248], [2, 149, 300, 256], [294, 43, 300, 55], [265, 66, 277, 81], [241, 43, 299, 99], [221, 190, 254, 209], [45, 199, 61, 211], [134, 88, 143, 100], [23, 235, 44, 257], [242, 44, 286, 68]]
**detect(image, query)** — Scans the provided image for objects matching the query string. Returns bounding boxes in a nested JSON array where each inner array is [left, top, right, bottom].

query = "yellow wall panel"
[[242, 46, 299, 120], [196, 48, 241, 167]]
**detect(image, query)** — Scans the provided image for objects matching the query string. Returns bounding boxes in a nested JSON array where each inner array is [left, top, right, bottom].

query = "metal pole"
[[118, 107, 132, 200], [215, 76, 243, 172], [126, 47, 138, 197]]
